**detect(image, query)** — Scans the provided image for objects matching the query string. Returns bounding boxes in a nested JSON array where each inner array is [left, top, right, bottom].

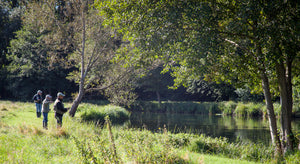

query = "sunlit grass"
[[1, 100, 299, 163]]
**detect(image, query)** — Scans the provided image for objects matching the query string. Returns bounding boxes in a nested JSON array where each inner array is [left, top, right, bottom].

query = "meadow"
[[0, 100, 299, 163]]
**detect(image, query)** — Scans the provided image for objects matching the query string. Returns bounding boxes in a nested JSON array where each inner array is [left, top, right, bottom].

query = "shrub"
[[79, 104, 130, 125], [235, 103, 247, 117], [247, 103, 263, 117], [219, 101, 237, 115]]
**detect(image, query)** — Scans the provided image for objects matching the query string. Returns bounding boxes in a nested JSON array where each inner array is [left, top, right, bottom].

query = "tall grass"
[[78, 103, 130, 125], [188, 135, 274, 163], [1, 101, 300, 163], [218, 101, 237, 115]]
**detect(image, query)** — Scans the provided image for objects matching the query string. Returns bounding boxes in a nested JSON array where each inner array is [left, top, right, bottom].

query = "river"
[[129, 112, 300, 144]]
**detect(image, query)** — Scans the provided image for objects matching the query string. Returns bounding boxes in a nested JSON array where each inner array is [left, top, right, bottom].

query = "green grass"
[[1, 100, 299, 163], [78, 103, 130, 125]]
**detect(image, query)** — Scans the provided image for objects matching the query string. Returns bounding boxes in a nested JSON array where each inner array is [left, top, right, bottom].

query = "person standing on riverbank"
[[42, 95, 53, 129], [32, 90, 43, 118], [53, 92, 68, 128]]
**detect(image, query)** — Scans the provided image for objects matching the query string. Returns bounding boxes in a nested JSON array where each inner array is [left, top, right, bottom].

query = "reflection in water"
[[129, 112, 300, 145]]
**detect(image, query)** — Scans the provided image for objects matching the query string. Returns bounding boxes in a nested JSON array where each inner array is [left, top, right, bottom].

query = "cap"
[[37, 90, 42, 94], [46, 94, 52, 99], [57, 92, 65, 97]]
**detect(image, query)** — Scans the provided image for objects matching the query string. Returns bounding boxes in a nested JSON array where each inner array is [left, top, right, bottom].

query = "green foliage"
[[218, 101, 238, 115], [5, 1, 76, 99], [187, 79, 237, 101], [234, 103, 264, 117], [0, 1, 23, 98], [79, 104, 130, 125], [285, 151, 300, 164]]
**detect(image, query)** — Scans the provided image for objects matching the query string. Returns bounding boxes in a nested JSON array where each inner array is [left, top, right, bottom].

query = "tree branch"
[[218, 31, 255, 39], [224, 38, 254, 56], [85, 67, 134, 92]]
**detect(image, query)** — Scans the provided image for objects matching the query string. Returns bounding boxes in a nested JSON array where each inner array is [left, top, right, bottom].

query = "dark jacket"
[[53, 98, 67, 115], [32, 94, 42, 104]]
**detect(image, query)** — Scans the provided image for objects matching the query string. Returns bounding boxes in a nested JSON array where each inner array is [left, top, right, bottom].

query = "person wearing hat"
[[42, 95, 53, 129], [53, 92, 68, 128], [32, 90, 43, 118]]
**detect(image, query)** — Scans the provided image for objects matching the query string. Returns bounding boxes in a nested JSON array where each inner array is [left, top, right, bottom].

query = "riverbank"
[[0, 101, 299, 163], [130, 101, 300, 118]]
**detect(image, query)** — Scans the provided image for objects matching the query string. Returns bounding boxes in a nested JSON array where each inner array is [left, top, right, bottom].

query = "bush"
[[235, 103, 247, 117], [79, 104, 130, 125], [218, 101, 237, 115], [234, 103, 264, 117], [247, 103, 263, 117]]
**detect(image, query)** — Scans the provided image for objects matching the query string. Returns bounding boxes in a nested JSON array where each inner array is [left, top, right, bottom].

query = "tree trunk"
[[69, 85, 85, 117], [69, 7, 86, 117], [255, 42, 282, 156], [275, 58, 293, 152], [276, 61, 290, 151], [261, 70, 282, 156]]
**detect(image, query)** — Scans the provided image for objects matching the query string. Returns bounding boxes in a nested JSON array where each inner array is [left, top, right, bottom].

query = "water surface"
[[129, 112, 300, 144]]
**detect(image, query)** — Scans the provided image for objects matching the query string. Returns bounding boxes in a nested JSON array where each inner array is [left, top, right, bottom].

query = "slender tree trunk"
[[69, 85, 85, 117], [69, 6, 86, 117], [261, 70, 282, 156], [256, 44, 282, 156]]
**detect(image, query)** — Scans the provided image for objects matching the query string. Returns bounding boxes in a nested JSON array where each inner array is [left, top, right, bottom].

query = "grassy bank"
[[130, 101, 300, 118], [0, 101, 299, 163]]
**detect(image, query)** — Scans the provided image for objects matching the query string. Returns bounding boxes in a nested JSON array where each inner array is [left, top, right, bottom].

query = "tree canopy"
[[98, 0, 300, 154]]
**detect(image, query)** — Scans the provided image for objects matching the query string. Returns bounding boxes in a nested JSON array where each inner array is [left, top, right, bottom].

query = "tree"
[[6, 0, 140, 112], [186, 79, 237, 101], [137, 66, 173, 105], [98, 0, 300, 155], [6, 1, 76, 99], [0, 0, 23, 98], [33, 0, 142, 116]]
